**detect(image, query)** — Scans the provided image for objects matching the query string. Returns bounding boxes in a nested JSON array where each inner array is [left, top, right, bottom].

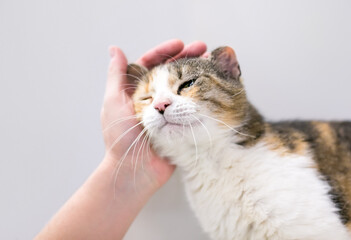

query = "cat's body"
[[129, 47, 351, 239], [155, 120, 351, 240]]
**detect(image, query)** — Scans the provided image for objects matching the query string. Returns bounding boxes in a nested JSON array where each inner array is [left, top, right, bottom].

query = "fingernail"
[[109, 47, 115, 58]]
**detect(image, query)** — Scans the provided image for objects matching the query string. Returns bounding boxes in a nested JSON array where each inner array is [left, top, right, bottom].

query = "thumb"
[[105, 46, 128, 99]]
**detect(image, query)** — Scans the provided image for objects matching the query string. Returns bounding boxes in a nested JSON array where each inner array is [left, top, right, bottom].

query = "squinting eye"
[[140, 96, 152, 103], [177, 78, 197, 94]]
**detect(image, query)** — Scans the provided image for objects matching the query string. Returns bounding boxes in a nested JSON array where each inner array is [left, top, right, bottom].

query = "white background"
[[1, 0, 350, 239]]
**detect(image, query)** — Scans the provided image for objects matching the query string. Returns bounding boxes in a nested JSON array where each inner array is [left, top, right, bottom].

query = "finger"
[[166, 41, 207, 62], [105, 46, 128, 100], [202, 52, 210, 58], [136, 39, 184, 69]]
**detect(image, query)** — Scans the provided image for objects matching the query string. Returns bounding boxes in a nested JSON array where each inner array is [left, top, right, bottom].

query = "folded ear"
[[210, 46, 241, 80], [127, 63, 149, 85]]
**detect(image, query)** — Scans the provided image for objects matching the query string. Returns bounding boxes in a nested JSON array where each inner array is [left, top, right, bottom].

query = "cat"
[[128, 46, 351, 240]]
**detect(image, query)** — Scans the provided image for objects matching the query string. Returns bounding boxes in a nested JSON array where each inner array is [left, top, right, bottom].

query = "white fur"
[[152, 67, 171, 102], [141, 68, 351, 240]]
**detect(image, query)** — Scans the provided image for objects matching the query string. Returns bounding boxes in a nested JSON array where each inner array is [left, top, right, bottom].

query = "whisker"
[[191, 115, 213, 148], [145, 129, 154, 165], [135, 129, 148, 167], [118, 86, 138, 97], [130, 126, 146, 168], [184, 51, 195, 66], [197, 113, 255, 138], [128, 64, 144, 76], [158, 53, 180, 66], [188, 120, 198, 167], [103, 115, 138, 132], [134, 132, 149, 185], [113, 127, 147, 197], [233, 88, 245, 98], [127, 63, 149, 80], [120, 83, 138, 87], [132, 129, 148, 189], [108, 121, 144, 152], [120, 73, 144, 83], [139, 132, 149, 172]]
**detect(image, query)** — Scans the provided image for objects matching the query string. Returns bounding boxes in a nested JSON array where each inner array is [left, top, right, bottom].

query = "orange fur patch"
[[263, 126, 310, 158], [347, 222, 351, 232], [313, 122, 337, 151]]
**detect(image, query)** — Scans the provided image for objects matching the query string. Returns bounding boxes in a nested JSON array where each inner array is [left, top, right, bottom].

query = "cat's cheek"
[[134, 102, 147, 119]]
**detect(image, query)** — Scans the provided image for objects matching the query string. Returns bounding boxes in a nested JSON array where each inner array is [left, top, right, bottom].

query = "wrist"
[[99, 154, 161, 197]]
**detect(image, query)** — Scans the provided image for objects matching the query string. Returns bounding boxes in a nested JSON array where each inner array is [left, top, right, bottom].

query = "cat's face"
[[130, 47, 248, 150]]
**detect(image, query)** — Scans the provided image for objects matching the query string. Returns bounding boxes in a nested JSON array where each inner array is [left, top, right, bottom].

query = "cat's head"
[[130, 47, 253, 156]]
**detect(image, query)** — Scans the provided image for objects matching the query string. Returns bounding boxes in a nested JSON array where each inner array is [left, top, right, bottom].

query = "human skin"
[[35, 39, 207, 240]]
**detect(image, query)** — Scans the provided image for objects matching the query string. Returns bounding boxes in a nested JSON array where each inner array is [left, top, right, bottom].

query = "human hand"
[[101, 39, 207, 190], [35, 40, 206, 240]]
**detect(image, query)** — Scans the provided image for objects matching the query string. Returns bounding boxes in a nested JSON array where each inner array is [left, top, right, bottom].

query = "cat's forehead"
[[167, 58, 215, 75], [149, 66, 171, 91], [147, 58, 215, 88]]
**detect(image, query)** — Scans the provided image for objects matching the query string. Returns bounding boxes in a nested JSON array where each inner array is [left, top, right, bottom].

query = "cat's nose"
[[154, 98, 171, 114]]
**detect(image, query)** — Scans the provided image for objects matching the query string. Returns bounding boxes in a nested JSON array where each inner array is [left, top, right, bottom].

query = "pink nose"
[[154, 98, 171, 114]]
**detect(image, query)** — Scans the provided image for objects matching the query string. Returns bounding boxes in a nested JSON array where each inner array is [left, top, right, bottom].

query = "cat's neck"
[[235, 103, 266, 147]]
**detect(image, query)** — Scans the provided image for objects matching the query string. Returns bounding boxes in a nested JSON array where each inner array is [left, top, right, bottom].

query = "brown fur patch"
[[313, 122, 337, 151], [347, 222, 351, 232], [262, 124, 310, 157], [313, 122, 351, 225], [167, 72, 178, 87]]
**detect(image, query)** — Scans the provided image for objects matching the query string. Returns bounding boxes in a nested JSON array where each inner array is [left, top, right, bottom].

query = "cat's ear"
[[127, 63, 148, 85], [210, 47, 241, 80]]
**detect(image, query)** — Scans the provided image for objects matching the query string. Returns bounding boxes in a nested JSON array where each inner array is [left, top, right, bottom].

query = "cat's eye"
[[140, 96, 152, 103], [177, 78, 197, 94]]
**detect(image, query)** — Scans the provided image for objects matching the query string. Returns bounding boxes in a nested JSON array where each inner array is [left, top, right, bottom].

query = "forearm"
[[35, 40, 204, 240], [35, 159, 158, 240]]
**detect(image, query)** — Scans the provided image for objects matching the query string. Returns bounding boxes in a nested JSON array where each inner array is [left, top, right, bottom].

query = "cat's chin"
[[148, 120, 201, 143], [159, 120, 200, 132], [161, 122, 185, 130]]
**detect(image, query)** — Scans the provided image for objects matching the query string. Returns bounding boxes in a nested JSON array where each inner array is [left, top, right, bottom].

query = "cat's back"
[[268, 120, 351, 226], [181, 120, 351, 239]]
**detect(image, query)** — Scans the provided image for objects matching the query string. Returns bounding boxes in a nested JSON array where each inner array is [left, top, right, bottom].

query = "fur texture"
[[130, 47, 351, 240]]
